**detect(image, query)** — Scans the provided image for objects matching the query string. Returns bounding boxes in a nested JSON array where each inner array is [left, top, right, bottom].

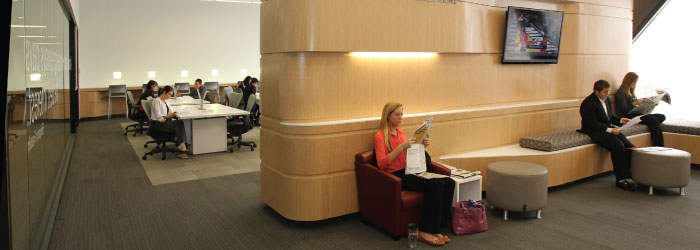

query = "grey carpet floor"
[[49, 118, 700, 250]]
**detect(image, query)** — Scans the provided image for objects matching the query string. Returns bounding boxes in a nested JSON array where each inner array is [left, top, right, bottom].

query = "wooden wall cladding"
[[260, 53, 628, 122], [261, 0, 631, 54], [260, 0, 633, 221]]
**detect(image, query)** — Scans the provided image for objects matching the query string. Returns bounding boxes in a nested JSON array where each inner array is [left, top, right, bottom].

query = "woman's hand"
[[633, 98, 645, 106], [400, 138, 416, 150], [422, 135, 431, 148]]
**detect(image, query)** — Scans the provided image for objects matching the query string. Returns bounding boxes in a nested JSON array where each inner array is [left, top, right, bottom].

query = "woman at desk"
[[150, 86, 190, 159], [242, 78, 257, 110], [614, 72, 666, 146], [373, 102, 454, 246], [136, 80, 159, 120]]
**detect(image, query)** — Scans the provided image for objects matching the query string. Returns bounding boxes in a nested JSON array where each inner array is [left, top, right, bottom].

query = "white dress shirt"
[[599, 98, 613, 133], [151, 98, 172, 122]]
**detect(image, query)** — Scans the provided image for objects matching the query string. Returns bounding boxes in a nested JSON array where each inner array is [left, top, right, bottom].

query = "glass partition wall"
[[7, 0, 73, 249]]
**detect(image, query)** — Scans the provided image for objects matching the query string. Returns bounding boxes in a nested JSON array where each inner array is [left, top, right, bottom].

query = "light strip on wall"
[[350, 52, 437, 58], [11, 25, 47, 28]]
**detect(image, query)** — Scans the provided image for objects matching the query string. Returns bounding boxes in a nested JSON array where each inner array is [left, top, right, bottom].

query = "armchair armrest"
[[428, 161, 451, 176], [355, 162, 402, 225]]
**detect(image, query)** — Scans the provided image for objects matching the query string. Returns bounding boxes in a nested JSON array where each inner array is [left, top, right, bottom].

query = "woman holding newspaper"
[[373, 102, 454, 246], [614, 72, 666, 146]]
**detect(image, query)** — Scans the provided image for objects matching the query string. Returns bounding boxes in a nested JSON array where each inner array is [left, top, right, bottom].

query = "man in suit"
[[189, 79, 211, 102], [580, 80, 636, 191]]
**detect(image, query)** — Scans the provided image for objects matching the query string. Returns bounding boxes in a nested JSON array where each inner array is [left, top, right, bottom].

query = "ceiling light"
[[350, 52, 438, 58], [18, 35, 45, 38], [113, 72, 122, 79], [11, 25, 47, 28]]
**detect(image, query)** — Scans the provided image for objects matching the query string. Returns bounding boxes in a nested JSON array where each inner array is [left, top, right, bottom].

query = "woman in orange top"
[[373, 102, 454, 246]]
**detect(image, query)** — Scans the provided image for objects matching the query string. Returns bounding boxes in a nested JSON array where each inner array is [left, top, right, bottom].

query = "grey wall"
[[79, 0, 260, 88]]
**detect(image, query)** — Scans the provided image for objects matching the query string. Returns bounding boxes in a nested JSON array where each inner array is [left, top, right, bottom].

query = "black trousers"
[[392, 170, 455, 234], [640, 114, 665, 147], [151, 120, 187, 145], [586, 131, 635, 180]]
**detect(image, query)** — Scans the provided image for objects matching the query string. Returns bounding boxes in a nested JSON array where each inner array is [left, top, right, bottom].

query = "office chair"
[[141, 98, 181, 160], [223, 86, 234, 106], [174, 82, 190, 96], [204, 82, 220, 103], [227, 96, 257, 152], [108, 84, 127, 119], [124, 91, 149, 136]]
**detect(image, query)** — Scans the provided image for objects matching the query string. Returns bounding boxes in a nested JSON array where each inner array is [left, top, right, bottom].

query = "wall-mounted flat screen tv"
[[502, 6, 564, 64]]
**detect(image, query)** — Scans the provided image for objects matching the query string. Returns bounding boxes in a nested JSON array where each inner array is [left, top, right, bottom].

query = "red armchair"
[[354, 150, 451, 240]]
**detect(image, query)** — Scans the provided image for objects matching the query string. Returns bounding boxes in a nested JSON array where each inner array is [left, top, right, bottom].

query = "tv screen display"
[[502, 6, 564, 64]]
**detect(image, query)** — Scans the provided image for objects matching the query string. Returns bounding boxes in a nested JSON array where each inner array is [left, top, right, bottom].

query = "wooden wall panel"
[[261, 53, 628, 122], [261, 0, 632, 54], [664, 133, 700, 164], [261, 106, 579, 176]]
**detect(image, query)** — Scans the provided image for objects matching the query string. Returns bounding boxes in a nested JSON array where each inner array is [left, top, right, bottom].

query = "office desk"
[[169, 96, 211, 106], [173, 104, 249, 155]]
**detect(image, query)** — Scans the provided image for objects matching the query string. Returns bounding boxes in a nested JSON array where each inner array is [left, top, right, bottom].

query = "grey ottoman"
[[487, 161, 548, 220], [631, 147, 691, 195]]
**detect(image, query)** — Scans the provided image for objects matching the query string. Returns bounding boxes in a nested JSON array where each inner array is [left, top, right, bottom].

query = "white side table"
[[451, 175, 482, 204]]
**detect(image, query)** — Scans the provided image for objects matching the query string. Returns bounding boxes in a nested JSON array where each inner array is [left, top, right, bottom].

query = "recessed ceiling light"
[[30, 73, 41, 81], [113, 72, 122, 79], [11, 25, 47, 28], [148, 71, 156, 79], [211, 69, 219, 77], [181, 70, 189, 78], [240, 69, 247, 76]]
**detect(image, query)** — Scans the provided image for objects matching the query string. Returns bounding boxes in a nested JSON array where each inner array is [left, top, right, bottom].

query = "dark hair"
[[251, 78, 259, 84], [195, 79, 202, 84], [159, 85, 174, 96], [593, 80, 611, 92], [146, 80, 158, 91]]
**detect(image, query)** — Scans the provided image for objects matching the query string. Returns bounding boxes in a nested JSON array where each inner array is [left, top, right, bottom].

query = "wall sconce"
[[30, 73, 41, 81], [181, 70, 189, 78], [211, 69, 219, 77], [113, 72, 122, 80], [148, 71, 156, 79], [240, 69, 247, 76]]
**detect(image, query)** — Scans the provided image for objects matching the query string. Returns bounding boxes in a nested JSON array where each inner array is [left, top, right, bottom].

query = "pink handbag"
[[452, 200, 488, 235]]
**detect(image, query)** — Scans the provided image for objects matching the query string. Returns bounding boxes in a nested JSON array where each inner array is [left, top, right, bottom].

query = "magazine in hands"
[[405, 118, 448, 179], [412, 117, 433, 143]]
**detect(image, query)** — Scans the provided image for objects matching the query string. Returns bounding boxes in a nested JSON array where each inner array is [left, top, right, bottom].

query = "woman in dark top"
[[242, 78, 257, 110], [614, 72, 665, 146], [239, 76, 252, 91], [136, 80, 159, 120]]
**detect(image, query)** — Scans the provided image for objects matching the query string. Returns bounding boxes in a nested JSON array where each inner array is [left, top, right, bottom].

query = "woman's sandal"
[[418, 234, 445, 246], [177, 153, 190, 159], [437, 234, 451, 243]]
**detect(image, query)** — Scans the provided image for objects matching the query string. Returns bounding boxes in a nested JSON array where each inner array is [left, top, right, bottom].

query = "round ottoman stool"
[[487, 161, 548, 220], [631, 147, 691, 196]]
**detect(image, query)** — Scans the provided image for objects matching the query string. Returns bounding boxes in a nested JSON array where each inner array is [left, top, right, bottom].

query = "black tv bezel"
[[501, 6, 565, 64]]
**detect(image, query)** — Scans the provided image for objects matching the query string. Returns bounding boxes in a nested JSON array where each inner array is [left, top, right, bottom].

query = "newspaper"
[[634, 146, 672, 152], [415, 172, 450, 179], [412, 117, 433, 143], [619, 115, 643, 130], [630, 92, 670, 115], [405, 144, 426, 175]]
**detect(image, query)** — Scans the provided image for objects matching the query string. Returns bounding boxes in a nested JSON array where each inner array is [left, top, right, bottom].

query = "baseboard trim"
[[33, 134, 75, 250]]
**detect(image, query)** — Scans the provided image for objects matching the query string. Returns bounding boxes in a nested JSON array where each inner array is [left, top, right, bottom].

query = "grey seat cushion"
[[520, 124, 649, 152], [661, 119, 700, 136]]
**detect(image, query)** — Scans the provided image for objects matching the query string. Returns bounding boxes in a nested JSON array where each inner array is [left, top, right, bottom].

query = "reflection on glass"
[[8, 0, 71, 248]]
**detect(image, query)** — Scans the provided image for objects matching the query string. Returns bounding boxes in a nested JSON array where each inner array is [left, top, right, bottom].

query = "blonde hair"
[[379, 102, 403, 152], [619, 72, 639, 98]]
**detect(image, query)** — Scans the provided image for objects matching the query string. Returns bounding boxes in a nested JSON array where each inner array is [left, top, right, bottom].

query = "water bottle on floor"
[[408, 223, 418, 248]]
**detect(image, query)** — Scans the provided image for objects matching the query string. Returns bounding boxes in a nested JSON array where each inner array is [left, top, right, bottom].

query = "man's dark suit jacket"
[[580, 92, 623, 135]]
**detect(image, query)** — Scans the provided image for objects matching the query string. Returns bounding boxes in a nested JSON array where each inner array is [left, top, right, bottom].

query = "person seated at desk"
[[151, 86, 189, 159], [189, 79, 211, 102], [580, 80, 636, 191], [373, 102, 454, 246], [242, 78, 257, 110], [614, 72, 666, 146], [137, 80, 159, 120], [238, 76, 251, 91]]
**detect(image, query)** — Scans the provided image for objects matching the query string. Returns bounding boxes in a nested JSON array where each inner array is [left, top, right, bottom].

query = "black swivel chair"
[[227, 95, 257, 152], [141, 98, 181, 160], [124, 91, 149, 136]]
